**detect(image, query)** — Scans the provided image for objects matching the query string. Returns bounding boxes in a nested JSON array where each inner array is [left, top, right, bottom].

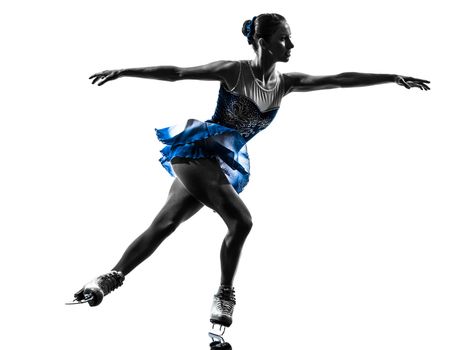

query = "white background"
[[1, 1, 467, 349]]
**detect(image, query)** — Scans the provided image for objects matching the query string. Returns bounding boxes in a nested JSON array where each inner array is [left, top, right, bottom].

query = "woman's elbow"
[[159, 66, 183, 82]]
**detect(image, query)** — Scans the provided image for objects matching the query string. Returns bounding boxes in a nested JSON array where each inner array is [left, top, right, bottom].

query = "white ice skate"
[[66, 271, 125, 306]]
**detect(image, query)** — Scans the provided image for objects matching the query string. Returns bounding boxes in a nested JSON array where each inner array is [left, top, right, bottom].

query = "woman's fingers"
[[89, 73, 100, 80], [90, 73, 105, 84], [92, 76, 102, 85], [89, 70, 116, 85], [417, 81, 430, 90], [397, 77, 411, 89], [410, 78, 431, 90], [90, 71, 106, 80], [97, 77, 110, 86], [397, 76, 431, 90]]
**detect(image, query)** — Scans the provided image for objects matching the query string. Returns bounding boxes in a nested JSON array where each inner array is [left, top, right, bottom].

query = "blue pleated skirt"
[[155, 119, 250, 193]]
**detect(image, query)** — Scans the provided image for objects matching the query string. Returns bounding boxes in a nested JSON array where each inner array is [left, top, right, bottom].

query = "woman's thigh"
[[171, 158, 251, 225], [154, 178, 205, 226]]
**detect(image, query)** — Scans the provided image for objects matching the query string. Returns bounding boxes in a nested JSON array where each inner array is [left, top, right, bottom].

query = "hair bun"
[[241, 17, 256, 44], [242, 20, 251, 38]]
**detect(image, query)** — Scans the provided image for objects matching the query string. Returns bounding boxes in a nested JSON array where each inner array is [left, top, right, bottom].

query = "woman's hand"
[[89, 70, 123, 86], [395, 76, 430, 90]]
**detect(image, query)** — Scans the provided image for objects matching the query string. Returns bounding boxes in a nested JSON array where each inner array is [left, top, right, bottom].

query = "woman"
[[71, 13, 430, 331]]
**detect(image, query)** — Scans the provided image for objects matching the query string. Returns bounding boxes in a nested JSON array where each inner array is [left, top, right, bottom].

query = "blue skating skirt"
[[155, 119, 250, 193]]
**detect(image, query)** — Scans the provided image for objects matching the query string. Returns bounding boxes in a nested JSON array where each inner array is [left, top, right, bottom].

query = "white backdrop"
[[1, 1, 467, 349]]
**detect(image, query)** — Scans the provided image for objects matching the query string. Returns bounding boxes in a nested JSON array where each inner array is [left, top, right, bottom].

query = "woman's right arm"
[[89, 60, 239, 87]]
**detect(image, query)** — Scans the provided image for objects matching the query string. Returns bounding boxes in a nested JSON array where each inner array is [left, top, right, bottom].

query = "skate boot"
[[67, 270, 125, 306], [209, 339, 232, 350], [208, 285, 236, 349], [210, 285, 236, 327]]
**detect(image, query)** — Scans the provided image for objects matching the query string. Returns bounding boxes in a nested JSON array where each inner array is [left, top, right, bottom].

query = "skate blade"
[[65, 296, 94, 305], [211, 323, 226, 335], [209, 324, 226, 343], [208, 332, 225, 343]]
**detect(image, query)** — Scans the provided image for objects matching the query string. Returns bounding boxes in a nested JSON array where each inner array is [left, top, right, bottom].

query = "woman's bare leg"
[[171, 158, 253, 287], [112, 178, 204, 275]]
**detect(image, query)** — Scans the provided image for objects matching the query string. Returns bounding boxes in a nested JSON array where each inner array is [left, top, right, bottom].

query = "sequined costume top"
[[211, 60, 284, 142], [156, 60, 286, 193]]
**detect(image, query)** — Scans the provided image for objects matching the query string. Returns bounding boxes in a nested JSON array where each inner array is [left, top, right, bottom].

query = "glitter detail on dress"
[[211, 85, 278, 142]]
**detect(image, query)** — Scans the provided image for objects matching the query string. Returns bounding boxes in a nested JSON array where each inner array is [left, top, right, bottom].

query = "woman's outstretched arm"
[[89, 60, 239, 87], [283, 72, 430, 93]]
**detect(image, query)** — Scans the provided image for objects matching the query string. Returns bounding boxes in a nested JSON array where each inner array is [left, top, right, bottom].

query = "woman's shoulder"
[[217, 60, 243, 90], [213, 60, 241, 73], [195, 60, 241, 76], [278, 72, 300, 96]]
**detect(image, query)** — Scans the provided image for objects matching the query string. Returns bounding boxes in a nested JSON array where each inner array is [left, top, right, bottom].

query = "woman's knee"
[[224, 217, 252, 250], [147, 216, 180, 239], [230, 214, 253, 239]]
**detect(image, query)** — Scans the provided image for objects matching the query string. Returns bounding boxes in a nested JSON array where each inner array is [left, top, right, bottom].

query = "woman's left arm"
[[283, 72, 430, 93]]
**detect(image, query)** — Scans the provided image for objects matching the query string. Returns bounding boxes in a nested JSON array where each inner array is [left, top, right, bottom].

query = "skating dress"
[[155, 60, 285, 193]]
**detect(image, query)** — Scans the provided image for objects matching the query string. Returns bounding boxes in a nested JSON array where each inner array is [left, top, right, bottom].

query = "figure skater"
[[71, 13, 430, 334]]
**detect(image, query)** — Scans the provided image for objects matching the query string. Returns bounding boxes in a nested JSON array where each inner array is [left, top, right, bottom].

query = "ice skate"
[[66, 270, 125, 306], [210, 285, 236, 327], [208, 286, 236, 349]]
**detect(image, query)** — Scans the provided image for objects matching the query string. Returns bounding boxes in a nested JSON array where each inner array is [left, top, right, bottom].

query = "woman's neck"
[[250, 55, 277, 88]]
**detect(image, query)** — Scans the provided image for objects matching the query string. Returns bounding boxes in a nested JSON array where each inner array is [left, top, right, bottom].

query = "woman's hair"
[[242, 13, 286, 51]]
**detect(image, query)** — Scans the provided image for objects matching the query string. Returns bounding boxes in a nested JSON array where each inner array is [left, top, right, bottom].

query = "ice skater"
[[70, 12, 429, 347]]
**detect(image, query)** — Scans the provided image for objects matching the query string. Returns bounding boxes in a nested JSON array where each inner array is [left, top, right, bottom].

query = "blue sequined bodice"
[[211, 85, 279, 142]]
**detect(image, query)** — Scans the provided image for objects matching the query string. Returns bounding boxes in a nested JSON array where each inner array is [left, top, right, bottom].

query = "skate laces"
[[214, 286, 236, 315], [96, 271, 125, 295]]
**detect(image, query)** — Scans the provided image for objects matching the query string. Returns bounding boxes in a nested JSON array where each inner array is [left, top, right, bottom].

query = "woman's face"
[[262, 22, 294, 62]]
